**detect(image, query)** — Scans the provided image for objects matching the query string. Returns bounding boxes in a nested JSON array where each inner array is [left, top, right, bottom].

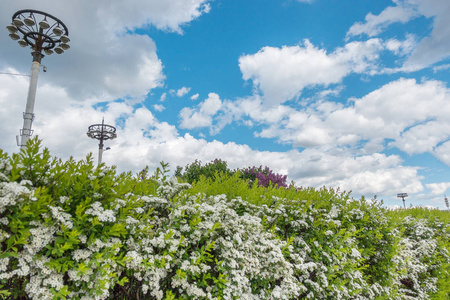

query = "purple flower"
[[241, 166, 288, 188]]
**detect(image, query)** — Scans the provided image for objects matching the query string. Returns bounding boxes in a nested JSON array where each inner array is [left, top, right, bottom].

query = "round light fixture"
[[7, 24, 17, 34], [13, 17, 24, 27], [54, 46, 64, 54], [53, 26, 63, 36], [60, 35, 70, 43], [9, 33, 20, 40], [18, 39, 28, 47], [39, 19, 50, 29], [44, 49, 53, 55], [24, 16, 35, 26], [60, 43, 70, 50]]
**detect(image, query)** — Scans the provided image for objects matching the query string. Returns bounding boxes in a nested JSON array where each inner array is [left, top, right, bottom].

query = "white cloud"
[[239, 39, 383, 106], [190, 93, 200, 100], [385, 34, 417, 56], [153, 104, 165, 112], [176, 86, 191, 97], [347, 0, 418, 37], [433, 64, 450, 73], [433, 141, 450, 165], [404, 0, 450, 69], [160, 92, 167, 102], [389, 121, 450, 154], [205, 78, 450, 168], [425, 182, 450, 196], [275, 78, 450, 151], [179, 93, 222, 130]]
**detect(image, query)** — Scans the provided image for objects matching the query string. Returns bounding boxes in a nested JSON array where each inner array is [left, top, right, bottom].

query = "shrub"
[[240, 166, 288, 188], [1, 139, 449, 299], [175, 159, 234, 184], [387, 208, 450, 299], [0, 139, 159, 299]]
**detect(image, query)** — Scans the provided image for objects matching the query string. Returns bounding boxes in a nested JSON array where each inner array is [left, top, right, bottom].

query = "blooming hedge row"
[[0, 139, 449, 299]]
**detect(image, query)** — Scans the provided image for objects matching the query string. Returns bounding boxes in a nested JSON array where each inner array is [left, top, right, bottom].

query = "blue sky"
[[1, 0, 450, 209]]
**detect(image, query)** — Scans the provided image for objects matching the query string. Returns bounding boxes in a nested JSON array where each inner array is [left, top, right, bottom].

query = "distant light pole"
[[6, 9, 70, 148], [87, 118, 117, 166], [397, 193, 408, 209]]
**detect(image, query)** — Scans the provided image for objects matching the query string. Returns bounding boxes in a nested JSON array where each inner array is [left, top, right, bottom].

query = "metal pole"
[[20, 52, 43, 148], [98, 118, 105, 165], [98, 145, 103, 165]]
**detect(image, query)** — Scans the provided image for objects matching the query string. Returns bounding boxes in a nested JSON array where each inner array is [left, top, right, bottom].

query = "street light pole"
[[7, 9, 70, 148], [397, 193, 408, 209], [20, 52, 43, 147], [87, 118, 117, 166]]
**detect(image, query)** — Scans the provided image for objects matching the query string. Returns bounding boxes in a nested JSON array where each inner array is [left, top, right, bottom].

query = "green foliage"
[[175, 159, 234, 184], [387, 208, 450, 299], [0, 138, 159, 299], [1, 138, 448, 300]]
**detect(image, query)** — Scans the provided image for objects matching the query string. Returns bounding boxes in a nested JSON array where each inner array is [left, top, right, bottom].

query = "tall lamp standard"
[[87, 119, 117, 166], [6, 9, 70, 148], [397, 193, 408, 209]]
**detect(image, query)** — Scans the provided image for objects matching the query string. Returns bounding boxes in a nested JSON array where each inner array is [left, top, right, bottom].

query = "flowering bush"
[[240, 166, 288, 188], [0, 139, 449, 299], [387, 209, 450, 300]]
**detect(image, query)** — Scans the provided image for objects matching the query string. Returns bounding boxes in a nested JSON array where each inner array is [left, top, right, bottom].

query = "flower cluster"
[[241, 166, 288, 188], [85, 201, 116, 222]]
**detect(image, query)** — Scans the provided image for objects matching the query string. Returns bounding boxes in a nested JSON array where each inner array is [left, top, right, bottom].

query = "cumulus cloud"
[[385, 34, 417, 56], [425, 182, 450, 196], [190, 93, 200, 100], [153, 104, 165, 112], [294, 79, 449, 157], [200, 78, 450, 169], [239, 39, 383, 106], [433, 141, 450, 166], [291, 151, 423, 196], [179, 93, 222, 131], [176, 86, 191, 97]]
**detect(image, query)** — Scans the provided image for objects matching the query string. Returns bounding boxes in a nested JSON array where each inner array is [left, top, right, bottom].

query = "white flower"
[[85, 201, 116, 222], [20, 180, 33, 186]]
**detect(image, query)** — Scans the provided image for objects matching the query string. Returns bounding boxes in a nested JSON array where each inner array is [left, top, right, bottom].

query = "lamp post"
[[6, 9, 70, 148], [87, 118, 117, 166], [397, 193, 408, 209]]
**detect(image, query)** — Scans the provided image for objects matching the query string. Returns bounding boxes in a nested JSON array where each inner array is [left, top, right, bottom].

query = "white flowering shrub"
[[0, 139, 449, 299], [387, 211, 450, 300], [0, 139, 159, 299], [187, 173, 450, 300]]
